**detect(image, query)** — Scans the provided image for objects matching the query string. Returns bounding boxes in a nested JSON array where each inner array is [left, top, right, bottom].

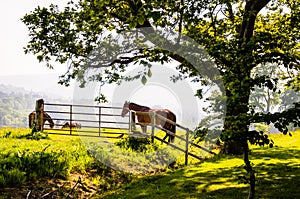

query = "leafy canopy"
[[22, 0, 300, 142]]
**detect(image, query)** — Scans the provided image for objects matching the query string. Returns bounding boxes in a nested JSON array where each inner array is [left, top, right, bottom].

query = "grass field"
[[0, 128, 299, 198], [0, 128, 134, 198], [97, 130, 300, 199]]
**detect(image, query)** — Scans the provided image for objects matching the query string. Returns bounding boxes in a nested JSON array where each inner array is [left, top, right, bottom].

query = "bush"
[[5, 169, 26, 187], [0, 175, 5, 187], [0, 146, 71, 187], [0, 169, 26, 187], [115, 137, 158, 153]]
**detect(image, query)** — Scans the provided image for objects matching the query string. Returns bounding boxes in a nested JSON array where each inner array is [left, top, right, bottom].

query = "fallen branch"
[[64, 177, 81, 199]]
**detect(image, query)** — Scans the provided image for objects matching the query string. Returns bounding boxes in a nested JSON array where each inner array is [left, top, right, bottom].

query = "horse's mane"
[[43, 111, 54, 127], [129, 102, 151, 111]]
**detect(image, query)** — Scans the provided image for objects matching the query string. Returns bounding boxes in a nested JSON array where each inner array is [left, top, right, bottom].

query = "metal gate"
[[43, 102, 130, 138], [32, 99, 216, 165]]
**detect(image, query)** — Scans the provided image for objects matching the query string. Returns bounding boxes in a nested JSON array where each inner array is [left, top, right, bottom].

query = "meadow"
[[0, 127, 299, 198], [98, 130, 300, 199], [0, 128, 134, 198]]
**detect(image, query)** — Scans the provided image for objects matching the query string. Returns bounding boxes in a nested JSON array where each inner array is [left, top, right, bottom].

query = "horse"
[[121, 101, 176, 143], [28, 111, 54, 129], [61, 122, 81, 129]]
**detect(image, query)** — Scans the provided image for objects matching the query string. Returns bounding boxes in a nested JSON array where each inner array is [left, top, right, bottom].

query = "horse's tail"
[[170, 112, 176, 143], [28, 112, 35, 129]]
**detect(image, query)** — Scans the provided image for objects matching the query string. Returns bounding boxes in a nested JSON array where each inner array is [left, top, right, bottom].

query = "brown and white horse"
[[28, 111, 55, 129], [61, 122, 81, 129], [121, 101, 176, 143]]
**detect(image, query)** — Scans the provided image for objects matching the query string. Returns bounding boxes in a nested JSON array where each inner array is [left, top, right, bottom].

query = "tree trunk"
[[220, 76, 251, 155], [242, 139, 256, 199], [219, 0, 271, 156], [221, 139, 243, 155]]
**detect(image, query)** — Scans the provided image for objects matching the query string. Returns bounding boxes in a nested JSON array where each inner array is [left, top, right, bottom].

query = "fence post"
[[151, 112, 156, 143], [35, 99, 44, 132], [70, 105, 73, 135], [185, 128, 190, 166], [129, 111, 132, 133], [99, 107, 101, 136]]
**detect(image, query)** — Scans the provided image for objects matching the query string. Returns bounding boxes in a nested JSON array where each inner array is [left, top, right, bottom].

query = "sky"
[[0, 1, 211, 129], [0, 1, 68, 76], [0, 1, 74, 98]]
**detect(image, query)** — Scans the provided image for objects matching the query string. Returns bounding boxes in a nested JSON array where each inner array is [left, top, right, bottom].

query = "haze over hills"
[[0, 74, 74, 128], [0, 73, 204, 129], [0, 74, 74, 100]]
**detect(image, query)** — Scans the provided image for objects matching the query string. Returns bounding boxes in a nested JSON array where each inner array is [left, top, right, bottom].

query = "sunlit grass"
[[0, 127, 83, 153], [2, 127, 299, 198], [0, 127, 135, 197], [97, 130, 300, 199]]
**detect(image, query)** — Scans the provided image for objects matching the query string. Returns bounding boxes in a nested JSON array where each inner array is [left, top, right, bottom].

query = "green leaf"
[[141, 75, 147, 85], [129, 21, 137, 29], [147, 69, 152, 77], [138, 15, 145, 25], [269, 143, 273, 148], [150, 11, 161, 22]]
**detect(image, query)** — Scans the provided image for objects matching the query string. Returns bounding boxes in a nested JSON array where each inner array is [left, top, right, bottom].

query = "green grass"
[[0, 128, 133, 198], [1, 128, 299, 198], [97, 130, 300, 199]]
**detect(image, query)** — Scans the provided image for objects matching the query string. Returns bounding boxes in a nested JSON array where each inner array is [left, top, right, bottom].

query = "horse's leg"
[[131, 113, 137, 131], [141, 125, 147, 134], [162, 133, 168, 141]]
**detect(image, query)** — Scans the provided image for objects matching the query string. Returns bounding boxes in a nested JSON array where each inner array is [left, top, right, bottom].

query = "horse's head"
[[121, 101, 130, 117], [50, 122, 55, 128], [43, 112, 55, 129], [62, 122, 69, 128]]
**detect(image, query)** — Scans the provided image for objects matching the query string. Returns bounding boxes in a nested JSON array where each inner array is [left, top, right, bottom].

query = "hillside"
[[0, 84, 70, 127]]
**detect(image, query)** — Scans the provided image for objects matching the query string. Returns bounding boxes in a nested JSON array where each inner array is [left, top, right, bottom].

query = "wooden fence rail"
[[128, 110, 216, 165], [33, 99, 215, 165]]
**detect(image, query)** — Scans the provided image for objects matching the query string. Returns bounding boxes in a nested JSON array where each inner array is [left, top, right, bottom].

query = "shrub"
[[115, 137, 158, 153], [0, 175, 5, 187], [5, 169, 26, 187]]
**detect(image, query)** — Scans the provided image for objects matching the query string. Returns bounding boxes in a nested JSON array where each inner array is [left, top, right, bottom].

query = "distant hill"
[[0, 74, 74, 100], [0, 84, 70, 128]]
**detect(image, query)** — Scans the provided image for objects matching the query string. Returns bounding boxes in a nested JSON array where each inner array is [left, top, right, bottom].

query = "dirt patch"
[[0, 174, 99, 199]]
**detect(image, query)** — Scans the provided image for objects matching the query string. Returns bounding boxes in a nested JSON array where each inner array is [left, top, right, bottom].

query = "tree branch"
[[240, 0, 271, 43], [109, 55, 147, 66], [226, 2, 235, 24]]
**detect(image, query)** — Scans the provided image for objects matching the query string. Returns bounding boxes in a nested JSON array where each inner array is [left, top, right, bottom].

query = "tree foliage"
[[22, 1, 300, 198]]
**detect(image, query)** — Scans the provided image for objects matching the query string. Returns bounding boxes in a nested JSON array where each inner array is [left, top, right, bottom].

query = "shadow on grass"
[[250, 145, 300, 160], [99, 146, 300, 199], [99, 165, 249, 199]]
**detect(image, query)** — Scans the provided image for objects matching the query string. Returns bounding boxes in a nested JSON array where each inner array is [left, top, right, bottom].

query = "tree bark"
[[221, 0, 271, 155], [220, 72, 252, 155], [242, 139, 256, 199]]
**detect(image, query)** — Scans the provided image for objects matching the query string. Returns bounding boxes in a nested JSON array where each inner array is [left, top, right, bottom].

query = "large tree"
[[22, 0, 300, 198]]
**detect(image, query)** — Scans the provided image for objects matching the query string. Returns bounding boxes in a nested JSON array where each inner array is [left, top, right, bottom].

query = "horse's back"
[[153, 109, 176, 120]]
